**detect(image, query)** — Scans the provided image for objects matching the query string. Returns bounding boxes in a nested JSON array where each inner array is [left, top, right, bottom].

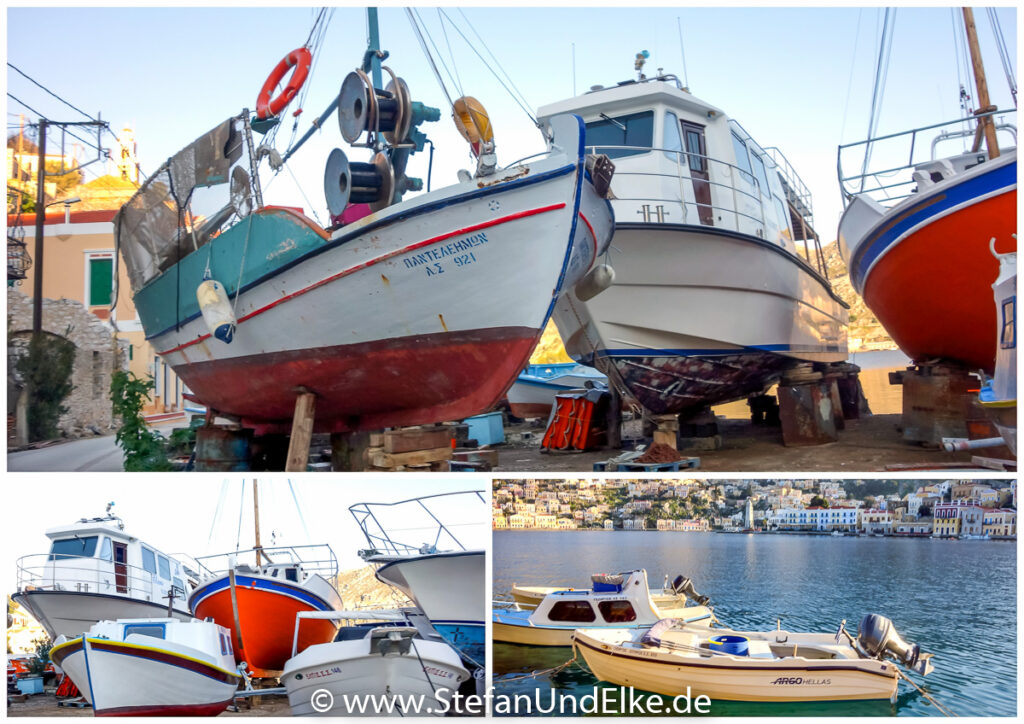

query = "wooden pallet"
[[594, 457, 700, 472]]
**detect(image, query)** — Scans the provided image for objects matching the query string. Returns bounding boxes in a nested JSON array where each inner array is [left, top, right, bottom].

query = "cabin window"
[[99, 537, 113, 562], [1000, 297, 1015, 349], [123, 623, 166, 640], [547, 600, 597, 622], [220, 632, 233, 656], [598, 600, 638, 623], [730, 132, 754, 184], [772, 195, 792, 244], [750, 152, 770, 198], [49, 536, 98, 560], [172, 577, 185, 595], [141, 547, 157, 574], [285, 567, 298, 582], [157, 555, 171, 580], [683, 127, 707, 174], [662, 112, 683, 161], [584, 111, 654, 160]]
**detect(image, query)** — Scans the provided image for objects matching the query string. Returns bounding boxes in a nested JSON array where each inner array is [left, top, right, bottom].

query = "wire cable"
[[7, 62, 98, 121]]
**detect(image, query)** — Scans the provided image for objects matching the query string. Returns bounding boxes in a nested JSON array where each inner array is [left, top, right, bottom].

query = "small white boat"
[[506, 363, 607, 419], [979, 240, 1016, 454], [574, 614, 933, 703], [13, 506, 194, 639], [830, 530, 844, 536], [283, 610, 469, 717], [494, 570, 715, 647], [49, 617, 241, 716], [510, 572, 688, 609]]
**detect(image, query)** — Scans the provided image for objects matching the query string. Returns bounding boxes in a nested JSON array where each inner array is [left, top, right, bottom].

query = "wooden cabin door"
[[682, 121, 714, 225], [113, 542, 128, 593]]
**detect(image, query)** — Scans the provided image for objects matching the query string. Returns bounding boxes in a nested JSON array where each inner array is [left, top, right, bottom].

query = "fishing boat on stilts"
[[114, 9, 615, 442], [537, 54, 848, 424], [187, 481, 343, 678]]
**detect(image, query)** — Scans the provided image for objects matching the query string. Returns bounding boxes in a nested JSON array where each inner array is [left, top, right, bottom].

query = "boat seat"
[[658, 630, 700, 655], [746, 640, 775, 659], [912, 159, 955, 189]]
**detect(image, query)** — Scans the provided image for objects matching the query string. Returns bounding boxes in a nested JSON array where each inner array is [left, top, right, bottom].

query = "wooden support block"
[[285, 389, 317, 472], [369, 432, 385, 448], [453, 448, 499, 468], [652, 429, 677, 449], [384, 426, 453, 453], [331, 430, 371, 472], [777, 380, 838, 446], [370, 446, 452, 469]]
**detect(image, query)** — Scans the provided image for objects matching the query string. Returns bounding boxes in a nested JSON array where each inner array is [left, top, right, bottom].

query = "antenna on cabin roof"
[[635, 50, 650, 80], [106, 502, 115, 514]]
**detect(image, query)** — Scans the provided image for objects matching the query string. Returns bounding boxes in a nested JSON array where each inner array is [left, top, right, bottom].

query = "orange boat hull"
[[862, 190, 1016, 373], [190, 578, 337, 678]]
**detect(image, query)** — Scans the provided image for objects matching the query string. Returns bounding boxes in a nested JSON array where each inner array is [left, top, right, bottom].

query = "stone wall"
[[7, 290, 119, 437]]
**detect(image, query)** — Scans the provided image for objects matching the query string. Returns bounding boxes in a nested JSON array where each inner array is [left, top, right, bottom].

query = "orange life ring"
[[256, 47, 312, 120]]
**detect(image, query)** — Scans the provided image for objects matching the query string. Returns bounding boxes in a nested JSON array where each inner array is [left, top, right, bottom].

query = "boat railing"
[[837, 108, 1017, 207], [191, 543, 339, 579], [349, 490, 487, 559], [15, 553, 176, 605]]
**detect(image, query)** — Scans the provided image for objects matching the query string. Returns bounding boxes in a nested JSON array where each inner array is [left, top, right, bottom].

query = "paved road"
[[7, 425, 178, 473]]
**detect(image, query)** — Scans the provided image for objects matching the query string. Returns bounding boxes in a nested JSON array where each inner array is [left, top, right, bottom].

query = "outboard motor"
[[858, 614, 933, 675], [671, 575, 710, 606]]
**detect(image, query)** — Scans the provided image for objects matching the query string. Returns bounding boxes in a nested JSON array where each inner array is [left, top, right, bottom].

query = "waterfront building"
[[535, 514, 557, 529], [508, 514, 532, 529], [861, 509, 893, 534], [960, 506, 985, 537], [932, 501, 975, 537], [556, 518, 577, 530], [774, 506, 859, 531], [493, 515, 509, 529], [982, 509, 1016, 538], [893, 519, 933, 536], [656, 519, 709, 532]]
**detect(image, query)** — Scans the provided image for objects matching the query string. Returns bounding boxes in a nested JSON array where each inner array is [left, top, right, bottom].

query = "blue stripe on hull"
[[850, 157, 1017, 290], [188, 574, 332, 612], [433, 622, 485, 665]]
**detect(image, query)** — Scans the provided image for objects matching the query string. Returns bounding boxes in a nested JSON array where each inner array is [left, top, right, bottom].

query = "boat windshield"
[[584, 111, 654, 160], [48, 536, 99, 560], [114, 113, 260, 291]]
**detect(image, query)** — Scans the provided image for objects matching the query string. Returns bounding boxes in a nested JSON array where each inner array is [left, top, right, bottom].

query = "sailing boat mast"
[[253, 479, 263, 567], [962, 7, 1000, 160]]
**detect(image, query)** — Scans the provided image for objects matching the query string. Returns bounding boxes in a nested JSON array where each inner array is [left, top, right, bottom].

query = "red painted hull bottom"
[[172, 327, 539, 434], [862, 192, 1016, 373], [97, 700, 232, 716]]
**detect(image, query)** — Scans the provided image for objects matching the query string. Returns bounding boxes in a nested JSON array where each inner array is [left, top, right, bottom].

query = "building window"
[[88, 256, 114, 307]]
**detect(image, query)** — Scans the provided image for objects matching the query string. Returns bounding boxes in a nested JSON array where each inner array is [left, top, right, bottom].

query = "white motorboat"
[[506, 363, 607, 419], [13, 506, 194, 639], [574, 614, 933, 703], [979, 241, 1016, 453], [510, 572, 689, 609], [351, 492, 486, 666], [283, 610, 469, 717], [49, 617, 241, 716], [494, 570, 715, 647], [538, 61, 847, 419]]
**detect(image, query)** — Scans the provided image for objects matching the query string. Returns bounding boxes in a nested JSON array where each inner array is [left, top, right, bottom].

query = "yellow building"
[[982, 509, 1016, 538], [9, 193, 185, 420]]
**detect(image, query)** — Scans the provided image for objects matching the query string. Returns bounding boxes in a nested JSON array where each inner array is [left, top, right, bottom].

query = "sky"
[[1, 476, 489, 598], [6, 3, 1017, 241]]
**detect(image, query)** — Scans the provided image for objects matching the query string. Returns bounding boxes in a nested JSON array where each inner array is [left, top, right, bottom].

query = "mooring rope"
[[498, 652, 581, 682], [895, 669, 957, 717]]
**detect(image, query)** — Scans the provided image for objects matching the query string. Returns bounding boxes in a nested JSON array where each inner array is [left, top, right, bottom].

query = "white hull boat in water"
[[574, 614, 933, 703], [538, 65, 847, 417], [494, 571, 715, 647], [49, 617, 241, 716], [506, 363, 607, 418], [283, 611, 469, 717]]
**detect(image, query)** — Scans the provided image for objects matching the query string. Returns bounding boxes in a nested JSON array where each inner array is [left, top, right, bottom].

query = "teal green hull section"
[[133, 209, 326, 339]]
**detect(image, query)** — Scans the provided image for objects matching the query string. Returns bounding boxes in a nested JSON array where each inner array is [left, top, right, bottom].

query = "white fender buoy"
[[574, 264, 616, 301], [196, 279, 237, 343]]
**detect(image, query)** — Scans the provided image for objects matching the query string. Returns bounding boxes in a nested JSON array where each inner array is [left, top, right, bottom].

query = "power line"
[[7, 93, 107, 155], [7, 62, 98, 122]]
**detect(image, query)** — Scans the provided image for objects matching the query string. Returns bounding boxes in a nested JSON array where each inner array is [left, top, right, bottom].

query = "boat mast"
[[253, 479, 263, 567], [962, 7, 1000, 159], [365, 7, 383, 89]]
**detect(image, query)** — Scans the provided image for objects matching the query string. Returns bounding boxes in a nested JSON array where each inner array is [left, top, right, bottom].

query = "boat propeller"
[[671, 575, 710, 606], [857, 614, 933, 675]]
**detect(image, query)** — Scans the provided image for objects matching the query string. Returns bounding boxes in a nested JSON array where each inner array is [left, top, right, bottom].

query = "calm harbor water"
[[493, 530, 1016, 717]]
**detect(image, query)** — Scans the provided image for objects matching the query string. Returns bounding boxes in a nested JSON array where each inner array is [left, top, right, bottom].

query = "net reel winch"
[[325, 66, 440, 218]]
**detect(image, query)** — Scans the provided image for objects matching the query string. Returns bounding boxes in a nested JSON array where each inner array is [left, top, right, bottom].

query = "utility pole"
[[31, 118, 47, 338], [962, 7, 1000, 160]]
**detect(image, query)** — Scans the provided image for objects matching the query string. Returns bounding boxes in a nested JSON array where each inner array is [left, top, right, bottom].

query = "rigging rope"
[[839, 8, 864, 143], [235, 479, 246, 552], [437, 8, 466, 101], [894, 669, 957, 717], [287, 479, 312, 542], [986, 7, 1017, 108], [405, 9, 456, 112], [858, 7, 896, 193]]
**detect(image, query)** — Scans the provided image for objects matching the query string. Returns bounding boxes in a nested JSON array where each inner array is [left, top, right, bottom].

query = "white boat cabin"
[[87, 617, 235, 665], [538, 72, 817, 260], [529, 571, 660, 626], [17, 514, 193, 607]]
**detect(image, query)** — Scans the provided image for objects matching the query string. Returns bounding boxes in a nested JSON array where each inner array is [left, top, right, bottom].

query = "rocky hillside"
[[529, 319, 573, 364], [333, 565, 412, 610], [820, 240, 896, 351]]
